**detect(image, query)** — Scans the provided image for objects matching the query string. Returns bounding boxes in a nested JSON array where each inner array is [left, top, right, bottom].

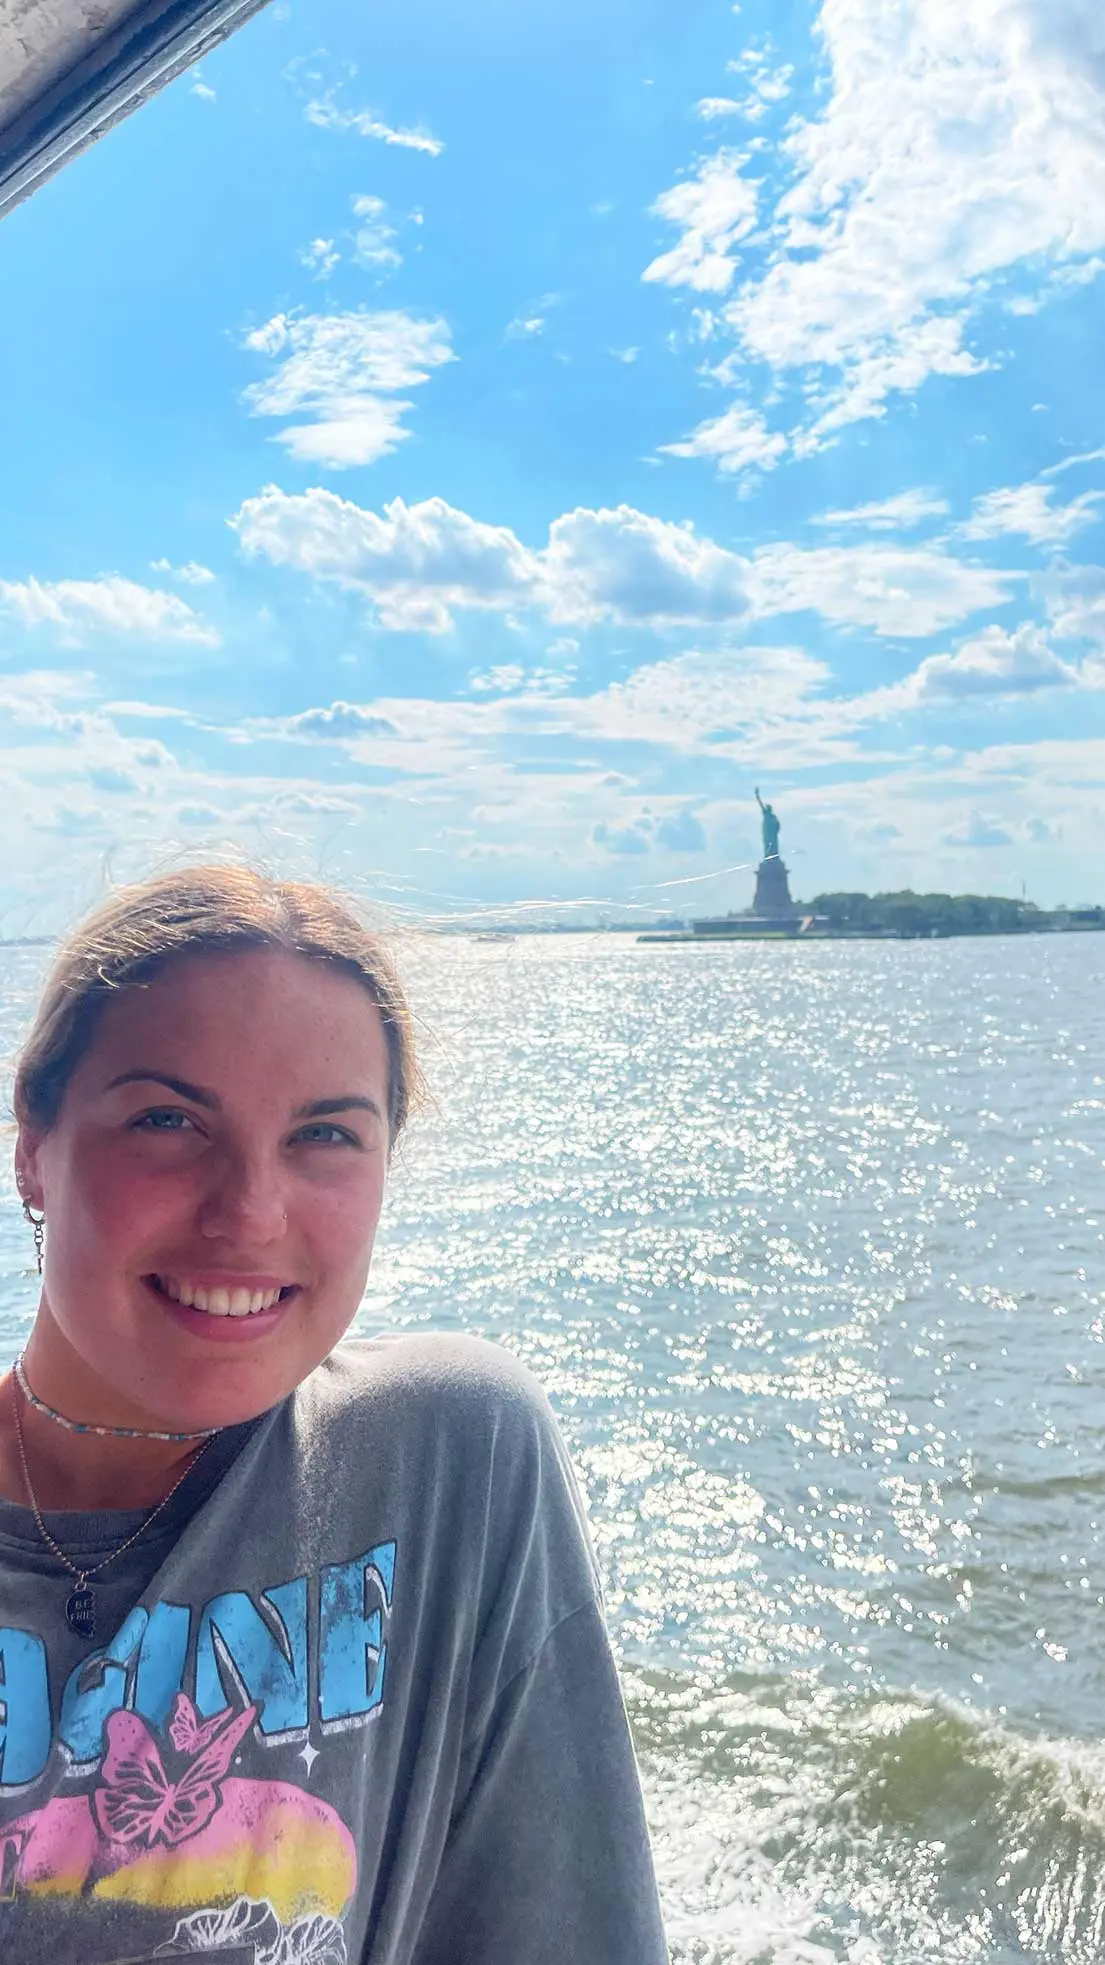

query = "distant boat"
[[474, 930, 516, 943]]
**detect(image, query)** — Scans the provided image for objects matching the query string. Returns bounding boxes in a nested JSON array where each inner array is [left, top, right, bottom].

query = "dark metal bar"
[[0, 0, 272, 220]]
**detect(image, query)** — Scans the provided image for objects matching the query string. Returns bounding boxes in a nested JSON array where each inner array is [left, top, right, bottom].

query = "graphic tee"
[[0, 1334, 668, 1964]]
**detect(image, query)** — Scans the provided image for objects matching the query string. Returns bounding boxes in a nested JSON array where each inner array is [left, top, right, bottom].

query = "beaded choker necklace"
[[13, 1359, 217, 1443]]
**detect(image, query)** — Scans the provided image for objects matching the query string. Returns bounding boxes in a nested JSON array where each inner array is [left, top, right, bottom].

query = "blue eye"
[[131, 1108, 195, 1132], [293, 1123, 358, 1146]]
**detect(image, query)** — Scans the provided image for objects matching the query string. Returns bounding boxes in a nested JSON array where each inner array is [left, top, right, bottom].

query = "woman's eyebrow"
[[293, 1096, 385, 1122], [102, 1075, 382, 1123], [105, 1069, 219, 1108]]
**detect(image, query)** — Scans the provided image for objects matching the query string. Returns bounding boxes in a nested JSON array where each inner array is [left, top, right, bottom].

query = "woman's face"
[[15, 947, 393, 1432]]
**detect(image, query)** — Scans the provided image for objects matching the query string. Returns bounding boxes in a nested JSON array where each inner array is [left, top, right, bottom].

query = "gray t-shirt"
[[0, 1334, 667, 1964]]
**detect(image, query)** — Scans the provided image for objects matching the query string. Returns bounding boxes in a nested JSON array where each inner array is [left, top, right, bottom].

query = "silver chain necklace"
[[11, 1377, 213, 1640]]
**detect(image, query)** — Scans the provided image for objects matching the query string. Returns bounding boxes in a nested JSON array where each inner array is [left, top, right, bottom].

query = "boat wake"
[[627, 1668, 1105, 1964]]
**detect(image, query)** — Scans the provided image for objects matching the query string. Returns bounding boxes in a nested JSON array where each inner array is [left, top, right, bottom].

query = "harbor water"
[[2, 931, 1104, 1963]]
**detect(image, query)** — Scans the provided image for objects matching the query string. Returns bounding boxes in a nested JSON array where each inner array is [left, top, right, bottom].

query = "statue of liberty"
[[755, 788, 781, 861]]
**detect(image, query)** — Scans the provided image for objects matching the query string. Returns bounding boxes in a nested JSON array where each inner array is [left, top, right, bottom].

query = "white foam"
[[645, 1769, 843, 1965]]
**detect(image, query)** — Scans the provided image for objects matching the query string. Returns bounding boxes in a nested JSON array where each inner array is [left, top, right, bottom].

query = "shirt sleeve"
[[407, 1597, 669, 1965]]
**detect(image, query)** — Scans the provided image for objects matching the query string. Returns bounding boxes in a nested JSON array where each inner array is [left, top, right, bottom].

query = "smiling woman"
[[0, 864, 667, 1965]]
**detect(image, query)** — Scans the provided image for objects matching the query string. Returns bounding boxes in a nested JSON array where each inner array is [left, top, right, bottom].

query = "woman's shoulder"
[[283, 1333, 598, 1603], [297, 1331, 560, 1452]]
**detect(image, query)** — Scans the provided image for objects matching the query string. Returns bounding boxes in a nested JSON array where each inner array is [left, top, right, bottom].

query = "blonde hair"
[[13, 866, 421, 1144]]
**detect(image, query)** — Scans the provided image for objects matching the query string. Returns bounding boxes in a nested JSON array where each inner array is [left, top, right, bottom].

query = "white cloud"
[[238, 491, 757, 631], [504, 293, 559, 343], [745, 542, 1017, 637], [660, 401, 787, 476], [905, 623, 1079, 698], [283, 701, 399, 739], [234, 487, 539, 632], [468, 664, 576, 697], [1043, 446, 1105, 478], [505, 314, 547, 340], [721, 54, 794, 120], [242, 310, 453, 469], [593, 820, 651, 855], [87, 765, 141, 794], [659, 0, 1105, 443], [0, 575, 217, 644], [657, 809, 708, 850], [573, 645, 835, 757], [300, 238, 340, 280], [1046, 565, 1105, 647], [942, 810, 1015, 849], [609, 346, 640, 364], [236, 488, 757, 633], [277, 790, 364, 816], [643, 150, 759, 294], [696, 97, 742, 120], [0, 689, 91, 737], [235, 487, 1015, 639], [813, 489, 950, 530], [468, 665, 526, 695], [305, 96, 444, 156], [1052, 253, 1105, 289], [800, 317, 987, 446], [192, 82, 216, 104], [150, 558, 217, 586], [351, 195, 401, 272], [960, 480, 1105, 545], [542, 506, 753, 625]]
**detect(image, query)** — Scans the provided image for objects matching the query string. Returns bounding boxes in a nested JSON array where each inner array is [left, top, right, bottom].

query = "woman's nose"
[[197, 1150, 289, 1244]]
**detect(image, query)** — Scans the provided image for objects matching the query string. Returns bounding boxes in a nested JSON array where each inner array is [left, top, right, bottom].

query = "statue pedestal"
[[753, 856, 795, 918]]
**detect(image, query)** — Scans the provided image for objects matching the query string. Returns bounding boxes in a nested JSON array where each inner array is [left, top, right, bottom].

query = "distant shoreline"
[[636, 923, 1105, 943]]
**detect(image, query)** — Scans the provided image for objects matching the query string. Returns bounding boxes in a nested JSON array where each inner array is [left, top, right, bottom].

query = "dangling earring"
[[21, 1199, 45, 1275]]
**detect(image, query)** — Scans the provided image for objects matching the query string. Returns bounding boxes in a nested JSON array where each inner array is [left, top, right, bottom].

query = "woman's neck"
[[0, 1370, 208, 1511]]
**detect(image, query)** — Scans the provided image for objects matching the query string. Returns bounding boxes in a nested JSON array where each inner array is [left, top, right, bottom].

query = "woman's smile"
[[147, 1275, 299, 1316], [143, 1272, 304, 1345]]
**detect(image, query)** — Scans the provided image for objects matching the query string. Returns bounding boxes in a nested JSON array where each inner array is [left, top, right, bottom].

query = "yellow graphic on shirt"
[[5, 1696, 356, 1936]]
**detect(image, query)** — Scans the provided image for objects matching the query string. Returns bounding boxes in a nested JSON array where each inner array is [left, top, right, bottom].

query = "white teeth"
[[157, 1276, 284, 1316]]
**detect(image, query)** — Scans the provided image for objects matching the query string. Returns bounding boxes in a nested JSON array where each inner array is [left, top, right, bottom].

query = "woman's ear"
[[14, 1128, 45, 1213]]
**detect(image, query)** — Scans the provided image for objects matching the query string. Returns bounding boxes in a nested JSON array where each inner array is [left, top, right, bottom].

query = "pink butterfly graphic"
[[93, 1696, 258, 1851], [167, 1689, 241, 1757]]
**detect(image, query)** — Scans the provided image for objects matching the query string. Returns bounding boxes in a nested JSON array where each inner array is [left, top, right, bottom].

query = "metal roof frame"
[[0, 0, 271, 221]]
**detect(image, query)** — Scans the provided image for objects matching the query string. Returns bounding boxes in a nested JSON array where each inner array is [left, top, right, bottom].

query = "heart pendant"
[[65, 1587, 96, 1639]]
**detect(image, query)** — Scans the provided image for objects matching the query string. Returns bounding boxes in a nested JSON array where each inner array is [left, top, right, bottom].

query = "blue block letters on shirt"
[[195, 1579, 309, 1738], [0, 1631, 50, 1788], [0, 1540, 398, 1789], [319, 1542, 395, 1729]]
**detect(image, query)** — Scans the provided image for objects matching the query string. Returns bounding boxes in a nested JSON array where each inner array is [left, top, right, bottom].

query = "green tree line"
[[805, 891, 1052, 937]]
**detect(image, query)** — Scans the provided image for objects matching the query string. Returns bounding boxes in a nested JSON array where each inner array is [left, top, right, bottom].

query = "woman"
[[0, 866, 668, 1965]]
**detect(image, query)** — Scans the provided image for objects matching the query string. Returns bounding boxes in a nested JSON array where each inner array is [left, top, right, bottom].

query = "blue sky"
[[2, 0, 1105, 927]]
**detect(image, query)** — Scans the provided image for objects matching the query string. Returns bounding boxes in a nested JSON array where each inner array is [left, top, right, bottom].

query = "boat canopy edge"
[[0, 0, 271, 221]]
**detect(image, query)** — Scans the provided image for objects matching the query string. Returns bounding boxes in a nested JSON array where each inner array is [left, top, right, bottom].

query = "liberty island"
[[639, 792, 1105, 943]]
